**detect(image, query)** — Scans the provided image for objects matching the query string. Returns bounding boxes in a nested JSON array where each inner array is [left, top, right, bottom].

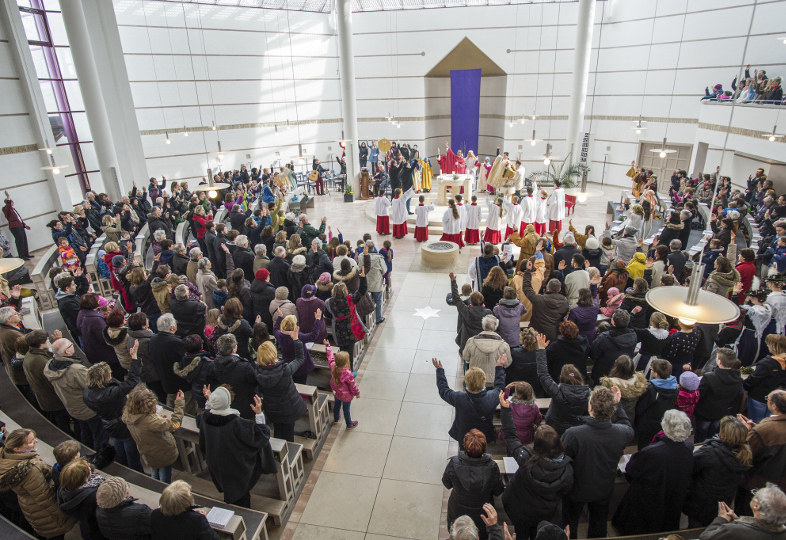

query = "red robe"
[[438, 148, 465, 175]]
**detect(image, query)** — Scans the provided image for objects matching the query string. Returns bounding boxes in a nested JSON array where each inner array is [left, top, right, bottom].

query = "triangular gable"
[[425, 37, 506, 77]]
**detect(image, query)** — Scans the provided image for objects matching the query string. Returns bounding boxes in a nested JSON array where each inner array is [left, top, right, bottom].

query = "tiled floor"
[[282, 184, 627, 539]]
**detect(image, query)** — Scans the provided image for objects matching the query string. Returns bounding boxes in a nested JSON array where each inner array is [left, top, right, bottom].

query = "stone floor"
[[278, 183, 627, 540]]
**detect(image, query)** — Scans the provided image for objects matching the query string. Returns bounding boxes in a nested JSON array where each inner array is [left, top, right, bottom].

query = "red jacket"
[[2, 201, 24, 229], [736, 260, 756, 304], [191, 213, 211, 239]]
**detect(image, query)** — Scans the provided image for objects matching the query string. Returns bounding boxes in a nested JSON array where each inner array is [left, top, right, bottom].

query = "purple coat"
[[567, 304, 599, 343], [296, 297, 327, 342], [76, 309, 119, 366], [493, 300, 527, 348], [499, 394, 542, 445], [274, 316, 325, 378]]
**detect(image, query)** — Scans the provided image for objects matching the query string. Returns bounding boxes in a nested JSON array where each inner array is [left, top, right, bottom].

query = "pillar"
[[565, 0, 596, 161], [60, 0, 123, 201], [335, 0, 359, 196]]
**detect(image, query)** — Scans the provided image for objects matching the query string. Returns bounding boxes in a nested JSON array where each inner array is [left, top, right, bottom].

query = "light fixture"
[[646, 263, 739, 324], [520, 116, 526, 124], [208, 189, 217, 198], [509, 120, 514, 128], [217, 140, 223, 161], [529, 129, 541, 146], [211, 121, 217, 131], [577, 193, 588, 203], [396, 122, 401, 129], [777, 37, 786, 45], [192, 176, 229, 198], [183, 127, 188, 137], [41, 153, 67, 175], [649, 137, 676, 158], [165, 132, 171, 144], [38, 147, 53, 155], [764, 125, 784, 142], [631, 117, 648, 134], [542, 143, 552, 166]]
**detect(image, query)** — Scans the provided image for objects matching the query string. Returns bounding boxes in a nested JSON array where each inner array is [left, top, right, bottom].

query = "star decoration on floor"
[[414, 306, 440, 320]]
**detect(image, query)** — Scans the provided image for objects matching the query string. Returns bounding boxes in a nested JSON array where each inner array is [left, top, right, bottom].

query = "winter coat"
[[704, 268, 741, 298], [658, 222, 683, 250], [0, 322, 26, 386], [502, 398, 542, 445], [151, 279, 171, 314], [103, 326, 132, 370], [684, 438, 751, 526], [172, 253, 189, 276], [150, 331, 190, 394], [635, 379, 678, 449], [695, 367, 743, 422], [268, 257, 291, 289], [169, 297, 206, 338], [599, 372, 648, 424], [0, 449, 76, 537], [233, 248, 255, 282], [250, 279, 276, 330], [173, 353, 215, 409], [633, 326, 671, 358], [744, 356, 786, 403], [129, 272, 159, 317], [677, 388, 701, 418], [212, 317, 254, 359], [198, 411, 275, 503], [325, 277, 368, 348], [561, 404, 634, 502], [546, 335, 589, 381], [255, 342, 306, 423], [699, 516, 786, 540], [462, 331, 512, 385], [443, 451, 504, 535], [619, 292, 653, 328], [315, 280, 334, 301], [195, 269, 218, 311], [663, 328, 704, 377], [448, 279, 492, 352], [437, 366, 505, 444], [77, 309, 120, 367], [589, 327, 638, 383], [536, 350, 590, 435], [43, 355, 95, 421], [211, 353, 260, 419], [23, 348, 64, 412], [127, 328, 158, 386], [480, 285, 505, 311], [327, 345, 360, 402], [746, 414, 786, 491], [333, 264, 360, 295], [96, 497, 152, 540], [150, 507, 218, 540], [57, 481, 105, 540], [296, 297, 327, 340], [500, 408, 573, 527], [493, 299, 526, 347], [612, 436, 694, 535], [57, 290, 82, 340], [122, 397, 184, 469], [363, 253, 387, 293], [506, 347, 542, 396], [83, 357, 142, 439], [567, 303, 600, 343], [273, 316, 324, 379], [522, 270, 569, 342]]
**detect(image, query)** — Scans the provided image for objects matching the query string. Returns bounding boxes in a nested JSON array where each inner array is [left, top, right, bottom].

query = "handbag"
[[346, 295, 366, 341]]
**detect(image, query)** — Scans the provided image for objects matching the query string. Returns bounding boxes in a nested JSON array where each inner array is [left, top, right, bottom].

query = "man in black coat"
[[232, 235, 255, 280], [553, 233, 581, 276], [169, 285, 206, 338], [694, 347, 743, 442], [211, 333, 260, 420], [268, 246, 291, 289], [203, 221, 217, 269], [435, 356, 505, 447], [250, 269, 276, 330], [149, 314, 192, 412], [634, 359, 678, 449], [562, 385, 634, 539], [171, 244, 189, 276], [588, 309, 637, 383], [55, 271, 89, 343], [198, 385, 275, 508], [212, 223, 228, 279], [306, 238, 333, 283], [522, 264, 570, 342]]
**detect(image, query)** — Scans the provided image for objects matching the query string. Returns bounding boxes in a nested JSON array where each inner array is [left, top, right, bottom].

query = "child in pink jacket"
[[326, 340, 360, 428], [600, 287, 624, 317]]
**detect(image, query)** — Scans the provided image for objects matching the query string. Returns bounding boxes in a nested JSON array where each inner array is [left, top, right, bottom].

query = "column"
[[565, 0, 596, 161], [335, 0, 359, 196], [59, 0, 122, 201]]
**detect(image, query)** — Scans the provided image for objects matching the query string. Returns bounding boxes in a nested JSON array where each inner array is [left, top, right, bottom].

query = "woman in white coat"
[[440, 199, 464, 249], [546, 179, 565, 233], [414, 195, 435, 242], [464, 195, 482, 245], [484, 196, 504, 244], [392, 187, 414, 239]]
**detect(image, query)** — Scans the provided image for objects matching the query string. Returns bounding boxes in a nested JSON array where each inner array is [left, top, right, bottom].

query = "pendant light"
[[649, 136, 676, 158], [165, 132, 171, 145], [542, 144, 552, 166], [41, 152, 68, 175], [765, 125, 784, 142]]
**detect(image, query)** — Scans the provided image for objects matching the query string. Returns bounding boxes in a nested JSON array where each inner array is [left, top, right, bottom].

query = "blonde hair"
[[281, 315, 297, 332], [287, 234, 302, 253], [86, 362, 112, 388], [718, 416, 753, 467], [632, 204, 644, 217], [159, 480, 194, 516], [205, 309, 221, 327], [256, 341, 278, 365], [104, 241, 119, 253], [520, 327, 538, 351], [464, 367, 486, 393], [332, 351, 351, 386], [123, 385, 157, 416], [650, 312, 669, 330], [766, 334, 786, 356], [483, 266, 508, 291], [60, 459, 91, 491]]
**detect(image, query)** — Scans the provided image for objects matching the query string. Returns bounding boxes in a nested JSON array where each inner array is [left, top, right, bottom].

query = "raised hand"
[[175, 389, 185, 401], [431, 357, 443, 370], [480, 504, 498, 527], [250, 395, 263, 415], [255, 314, 261, 323], [315, 308, 323, 320], [129, 339, 139, 359], [536, 333, 549, 349], [499, 390, 510, 409], [611, 385, 622, 403], [203, 384, 211, 400], [449, 272, 456, 281], [558, 260, 566, 270]]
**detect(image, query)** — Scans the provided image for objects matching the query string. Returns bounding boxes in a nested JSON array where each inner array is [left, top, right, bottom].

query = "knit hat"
[[96, 477, 128, 509], [112, 255, 125, 268], [679, 371, 700, 392], [96, 296, 109, 309], [255, 268, 270, 282], [607, 287, 620, 298], [301, 284, 316, 298], [714, 83, 723, 90], [275, 286, 289, 300], [291, 254, 306, 273], [207, 386, 239, 417], [318, 272, 331, 284], [585, 237, 599, 250]]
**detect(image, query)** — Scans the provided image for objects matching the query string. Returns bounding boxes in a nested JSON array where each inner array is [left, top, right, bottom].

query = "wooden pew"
[[0, 516, 36, 539]]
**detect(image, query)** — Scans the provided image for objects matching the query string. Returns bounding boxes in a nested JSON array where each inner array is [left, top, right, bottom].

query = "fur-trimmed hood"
[[333, 266, 358, 282], [709, 268, 741, 288], [316, 280, 334, 292], [217, 318, 242, 333], [289, 246, 307, 257], [599, 372, 648, 400], [102, 326, 128, 346], [173, 353, 211, 380], [0, 452, 35, 490], [666, 222, 684, 231]]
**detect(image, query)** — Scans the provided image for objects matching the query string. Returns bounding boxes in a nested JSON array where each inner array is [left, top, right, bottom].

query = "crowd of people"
[[702, 65, 783, 104], [0, 168, 397, 539]]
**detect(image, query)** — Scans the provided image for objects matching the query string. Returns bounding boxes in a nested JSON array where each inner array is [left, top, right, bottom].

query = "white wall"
[[113, 0, 786, 191]]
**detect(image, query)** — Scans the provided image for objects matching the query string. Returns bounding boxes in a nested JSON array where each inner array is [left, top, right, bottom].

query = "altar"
[[436, 173, 473, 205]]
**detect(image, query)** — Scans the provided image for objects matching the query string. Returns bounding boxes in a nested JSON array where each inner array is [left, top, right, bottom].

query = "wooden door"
[[638, 142, 693, 195]]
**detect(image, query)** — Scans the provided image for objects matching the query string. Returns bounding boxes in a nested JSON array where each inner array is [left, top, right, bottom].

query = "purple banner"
[[450, 68, 481, 156]]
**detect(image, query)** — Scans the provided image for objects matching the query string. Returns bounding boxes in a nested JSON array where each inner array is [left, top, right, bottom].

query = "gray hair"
[[174, 243, 186, 254], [450, 515, 478, 540], [298, 214, 308, 223], [153, 229, 166, 242], [481, 314, 499, 332], [174, 284, 189, 300], [217, 333, 237, 356], [680, 210, 691, 220], [0, 306, 16, 324], [661, 409, 692, 443], [669, 239, 682, 250], [765, 196, 774, 205], [236, 235, 249, 248], [189, 247, 202, 261], [157, 313, 176, 332], [254, 244, 267, 256], [365, 240, 375, 251], [311, 238, 322, 248], [754, 484, 786, 526], [274, 246, 286, 258], [52, 338, 72, 356], [198, 257, 211, 270], [546, 278, 561, 293]]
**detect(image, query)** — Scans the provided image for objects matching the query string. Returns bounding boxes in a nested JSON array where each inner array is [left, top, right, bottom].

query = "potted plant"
[[452, 173, 459, 181], [344, 184, 354, 203], [527, 151, 589, 189]]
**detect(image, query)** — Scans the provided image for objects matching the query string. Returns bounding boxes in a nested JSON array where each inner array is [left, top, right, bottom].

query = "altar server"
[[414, 195, 435, 242], [375, 192, 391, 235], [392, 187, 414, 239], [464, 195, 482, 245]]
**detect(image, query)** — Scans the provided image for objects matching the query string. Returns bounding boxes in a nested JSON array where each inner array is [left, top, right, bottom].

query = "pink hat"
[[607, 287, 620, 299], [96, 296, 109, 308]]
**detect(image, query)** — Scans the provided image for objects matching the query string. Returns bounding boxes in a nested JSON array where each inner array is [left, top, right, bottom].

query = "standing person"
[[327, 341, 360, 429], [442, 429, 504, 540], [520, 261, 570, 342], [400, 161, 416, 215], [534, 189, 549, 236], [520, 186, 536, 234], [441, 199, 465, 249], [635, 358, 679, 449], [546, 180, 566, 233], [694, 348, 744, 442], [255, 333, 306, 442], [2, 191, 31, 259], [198, 385, 275, 508], [562, 385, 634, 539], [122, 385, 185, 484], [536, 334, 590, 435], [369, 141, 379, 174], [464, 195, 482, 245], [743, 334, 786, 424], [484, 197, 504, 244], [212, 334, 262, 420], [375, 191, 391, 235], [502, 196, 523, 241], [391, 188, 414, 239], [56, 455, 106, 540], [414, 195, 435, 242]]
